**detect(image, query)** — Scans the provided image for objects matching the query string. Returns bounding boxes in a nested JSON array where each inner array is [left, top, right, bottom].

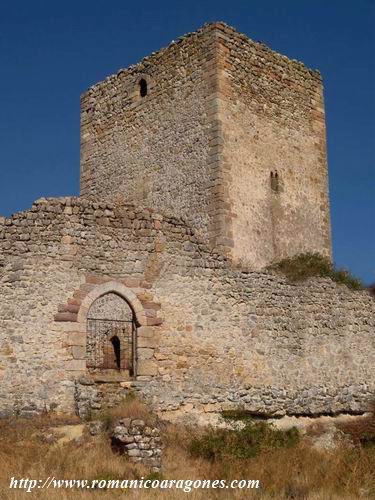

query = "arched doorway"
[[86, 292, 136, 377]]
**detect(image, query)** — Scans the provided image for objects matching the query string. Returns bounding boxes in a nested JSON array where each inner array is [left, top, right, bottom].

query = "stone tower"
[[80, 22, 331, 269]]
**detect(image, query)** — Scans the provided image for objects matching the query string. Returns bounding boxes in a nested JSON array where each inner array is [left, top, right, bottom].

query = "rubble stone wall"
[[143, 272, 374, 421], [111, 418, 162, 471], [0, 196, 223, 417], [0, 256, 81, 416], [80, 25, 220, 246], [0, 198, 373, 420], [0, 196, 224, 277]]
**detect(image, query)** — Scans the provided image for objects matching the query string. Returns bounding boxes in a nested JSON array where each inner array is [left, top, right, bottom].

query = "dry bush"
[[95, 393, 157, 429], [336, 401, 375, 447]]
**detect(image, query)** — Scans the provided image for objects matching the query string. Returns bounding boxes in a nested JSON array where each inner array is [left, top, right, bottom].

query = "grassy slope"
[[0, 401, 374, 499]]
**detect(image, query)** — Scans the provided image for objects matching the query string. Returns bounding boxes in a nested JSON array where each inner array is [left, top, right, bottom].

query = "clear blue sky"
[[0, 0, 374, 284]]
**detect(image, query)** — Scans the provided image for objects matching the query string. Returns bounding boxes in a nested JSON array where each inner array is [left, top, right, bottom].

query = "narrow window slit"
[[270, 171, 279, 192], [139, 79, 148, 97]]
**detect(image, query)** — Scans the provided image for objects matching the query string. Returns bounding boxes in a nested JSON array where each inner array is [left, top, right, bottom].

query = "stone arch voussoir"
[[77, 281, 148, 326]]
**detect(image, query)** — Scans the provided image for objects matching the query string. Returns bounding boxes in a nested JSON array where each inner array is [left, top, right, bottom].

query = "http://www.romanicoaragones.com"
[[9, 476, 260, 493]]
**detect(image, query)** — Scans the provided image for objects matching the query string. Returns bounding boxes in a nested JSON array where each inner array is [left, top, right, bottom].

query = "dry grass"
[[95, 393, 158, 429], [162, 424, 375, 499], [0, 412, 374, 499], [336, 402, 375, 447], [0, 415, 148, 500]]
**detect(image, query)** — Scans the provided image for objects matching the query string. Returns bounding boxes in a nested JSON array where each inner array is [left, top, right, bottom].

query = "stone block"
[[145, 309, 157, 318], [139, 443, 150, 450], [65, 360, 86, 371], [68, 298, 81, 306], [54, 312, 78, 322], [72, 345, 85, 359], [128, 449, 141, 457], [123, 277, 141, 288], [137, 326, 154, 338], [137, 360, 158, 377], [138, 348, 154, 360], [142, 301, 161, 311], [140, 450, 153, 458], [146, 317, 162, 326], [58, 303, 80, 313], [67, 332, 86, 346], [137, 336, 159, 348], [61, 235, 73, 244], [125, 443, 138, 450]]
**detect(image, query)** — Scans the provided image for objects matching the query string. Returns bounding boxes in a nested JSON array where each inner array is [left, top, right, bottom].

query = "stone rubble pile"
[[111, 418, 162, 471]]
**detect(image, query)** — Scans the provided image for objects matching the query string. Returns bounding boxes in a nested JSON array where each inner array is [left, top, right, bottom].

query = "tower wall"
[[80, 23, 332, 268], [213, 25, 331, 268], [80, 26, 223, 247]]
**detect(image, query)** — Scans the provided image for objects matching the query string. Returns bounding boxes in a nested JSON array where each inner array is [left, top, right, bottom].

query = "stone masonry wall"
[[143, 272, 374, 422], [1, 24, 372, 423], [0, 196, 225, 277], [111, 418, 162, 472], [0, 197, 224, 417], [0, 197, 373, 420], [80, 24, 224, 249], [0, 257, 82, 416], [79, 22, 331, 266], [213, 23, 331, 267]]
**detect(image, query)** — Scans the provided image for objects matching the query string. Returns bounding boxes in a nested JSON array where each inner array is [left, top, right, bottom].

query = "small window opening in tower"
[[270, 171, 279, 192], [139, 79, 148, 97]]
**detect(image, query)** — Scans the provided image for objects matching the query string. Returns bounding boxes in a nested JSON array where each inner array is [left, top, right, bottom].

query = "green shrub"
[[189, 419, 299, 461], [361, 434, 375, 449], [268, 253, 364, 290]]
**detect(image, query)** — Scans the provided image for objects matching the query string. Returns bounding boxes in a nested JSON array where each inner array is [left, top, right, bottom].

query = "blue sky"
[[0, 0, 374, 284]]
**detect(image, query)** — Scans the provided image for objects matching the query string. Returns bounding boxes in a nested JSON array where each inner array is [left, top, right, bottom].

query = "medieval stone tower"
[[80, 22, 331, 269]]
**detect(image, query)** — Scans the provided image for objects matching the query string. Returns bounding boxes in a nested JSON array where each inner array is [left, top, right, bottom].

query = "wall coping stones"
[[84, 22, 321, 98]]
